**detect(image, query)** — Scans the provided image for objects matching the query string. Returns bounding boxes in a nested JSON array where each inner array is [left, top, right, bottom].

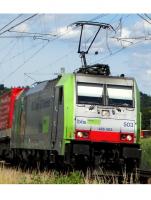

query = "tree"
[[141, 92, 151, 130]]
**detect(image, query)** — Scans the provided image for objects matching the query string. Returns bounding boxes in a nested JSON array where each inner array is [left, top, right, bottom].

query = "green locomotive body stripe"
[[134, 80, 141, 143], [87, 119, 101, 125], [57, 74, 75, 154], [42, 116, 49, 134]]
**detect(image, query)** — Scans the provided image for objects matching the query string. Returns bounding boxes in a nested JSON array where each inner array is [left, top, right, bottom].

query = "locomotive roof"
[[24, 72, 135, 96], [75, 72, 135, 81]]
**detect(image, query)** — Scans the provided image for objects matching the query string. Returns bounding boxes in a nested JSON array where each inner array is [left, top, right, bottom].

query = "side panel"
[[12, 76, 75, 155], [25, 81, 57, 150], [11, 80, 58, 150]]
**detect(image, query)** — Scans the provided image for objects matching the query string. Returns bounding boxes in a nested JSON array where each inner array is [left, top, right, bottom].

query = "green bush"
[[19, 171, 84, 184], [141, 138, 151, 170]]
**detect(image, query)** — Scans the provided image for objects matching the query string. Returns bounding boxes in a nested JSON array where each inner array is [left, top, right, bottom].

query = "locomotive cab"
[[75, 74, 135, 143]]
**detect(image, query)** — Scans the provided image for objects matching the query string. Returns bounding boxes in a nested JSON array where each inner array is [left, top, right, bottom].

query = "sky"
[[0, 14, 151, 95]]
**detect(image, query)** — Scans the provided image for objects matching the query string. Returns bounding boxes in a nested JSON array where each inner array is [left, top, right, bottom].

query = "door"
[[51, 86, 64, 152]]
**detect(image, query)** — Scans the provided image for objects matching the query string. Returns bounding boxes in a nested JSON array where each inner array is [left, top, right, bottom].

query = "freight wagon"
[[0, 88, 25, 158]]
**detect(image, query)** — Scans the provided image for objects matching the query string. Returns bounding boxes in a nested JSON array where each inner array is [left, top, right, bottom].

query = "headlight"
[[126, 135, 132, 141], [102, 110, 110, 117], [76, 131, 89, 138], [121, 134, 133, 142], [77, 132, 83, 138]]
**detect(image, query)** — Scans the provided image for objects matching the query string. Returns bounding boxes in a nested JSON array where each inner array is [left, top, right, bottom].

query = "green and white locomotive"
[[9, 64, 141, 168]]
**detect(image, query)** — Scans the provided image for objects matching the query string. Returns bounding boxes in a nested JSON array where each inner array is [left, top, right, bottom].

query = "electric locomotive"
[[0, 64, 141, 169]]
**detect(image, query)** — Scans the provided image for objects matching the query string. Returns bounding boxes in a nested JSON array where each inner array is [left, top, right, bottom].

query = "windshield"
[[77, 83, 103, 105], [107, 85, 133, 107], [77, 83, 134, 107]]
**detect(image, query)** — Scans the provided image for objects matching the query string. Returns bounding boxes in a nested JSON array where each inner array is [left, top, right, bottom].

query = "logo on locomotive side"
[[77, 118, 101, 125], [77, 119, 87, 125]]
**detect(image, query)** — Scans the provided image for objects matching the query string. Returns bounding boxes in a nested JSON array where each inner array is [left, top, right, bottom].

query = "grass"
[[0, 166, 84, 184], [0, 138, 150, 184], [0, 165, 140, 184], [141, 137, 151, 170]]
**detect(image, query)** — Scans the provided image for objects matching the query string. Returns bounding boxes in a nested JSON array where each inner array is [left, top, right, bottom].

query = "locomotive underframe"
[[0, 136, 141, 171], [65, 141, 141, 169]]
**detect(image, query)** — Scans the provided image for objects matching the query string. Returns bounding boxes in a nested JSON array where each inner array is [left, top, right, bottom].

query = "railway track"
[[0, 160, 11, 167], [136, 169, 151, 183], [91, 168, 151, 183]]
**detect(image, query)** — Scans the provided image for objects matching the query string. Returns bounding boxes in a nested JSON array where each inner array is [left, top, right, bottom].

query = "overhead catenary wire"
[[92, 38, 145, 64], [88, 14, 151, 60], [24, 14, 151, 75], [1, 40, 49, 82], [106, 29, 112, 55], [0, 23, 78, 42], [0, 14, 80, 79], [8, 30, 57, 37], [0, 14, 23, 33], [31, 47, 77, 74], [0, 15, 113, 43], [0, 19, 81, 82], [90, 14, 109, 22], [24, 73, 37, 82], [137, 14, 151, 25], [6, 14, 81, 42], [0, 14, 38, 36], [1, 41, 45, 65], [0, 35, 52, 42], [144, 14, 151, 21], [111, 35, 151, 41], [2, 14, 151, 85], [0, 35, 41, 38], [0, 40, 18, 68]]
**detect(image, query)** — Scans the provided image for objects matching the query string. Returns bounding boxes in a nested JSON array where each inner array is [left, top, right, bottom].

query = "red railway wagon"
[[141, 130, 151, 138], [0, 88, 24, 138]]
